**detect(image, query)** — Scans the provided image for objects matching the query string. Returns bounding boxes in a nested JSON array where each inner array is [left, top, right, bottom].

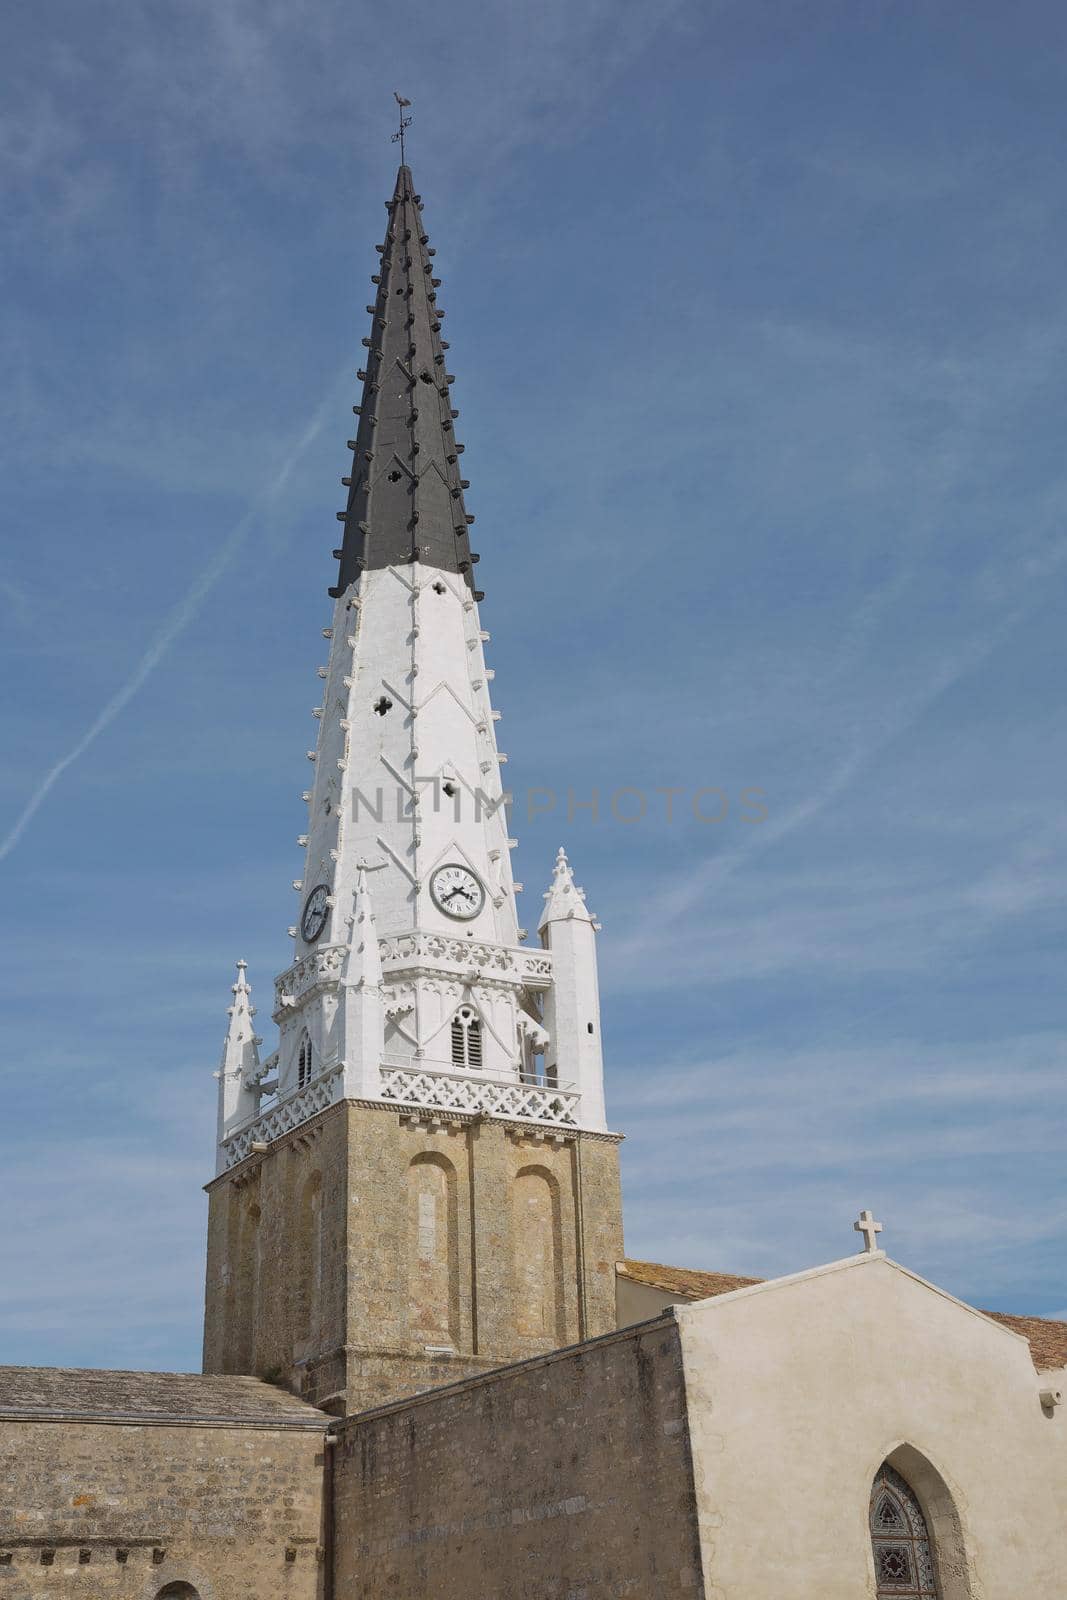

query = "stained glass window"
[[870, 1462, 939, 1598]]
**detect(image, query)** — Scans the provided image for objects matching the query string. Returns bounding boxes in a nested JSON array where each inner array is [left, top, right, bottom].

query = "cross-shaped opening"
[[442, 780, 458, 798], [432, 581, 446, 595], [388, 469, 403, 482], [373, 696, 393, 716]]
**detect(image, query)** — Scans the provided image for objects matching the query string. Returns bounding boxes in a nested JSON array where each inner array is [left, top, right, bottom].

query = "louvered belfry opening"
[[331, 165, 482, 602], [450, 1008, 482, 1069], [297, 1032, 313, 1088]]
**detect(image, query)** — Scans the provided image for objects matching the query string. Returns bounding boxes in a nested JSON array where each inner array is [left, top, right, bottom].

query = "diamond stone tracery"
[[223, 1069, 342, 1167], [221, 1060, 579, 1170], [380, 1065, 578, 1126]]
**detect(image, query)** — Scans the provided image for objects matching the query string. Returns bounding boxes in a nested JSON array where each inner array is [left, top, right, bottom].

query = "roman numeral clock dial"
[[429, 863, 485, 921], [300, 883, 331, 942]]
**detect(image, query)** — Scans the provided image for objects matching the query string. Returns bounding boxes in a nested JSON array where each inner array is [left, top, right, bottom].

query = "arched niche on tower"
[[222, 1181, 260, 1375], [292, 1170, 322, 1357], [406, 1152, 459, 1347], [871, 1442, 973, 1600], [512, 1164, 565, 1349]]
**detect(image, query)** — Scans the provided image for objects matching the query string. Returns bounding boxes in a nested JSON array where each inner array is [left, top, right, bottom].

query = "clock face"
[[300, 883, 331, 943], [430, 863, 485, 921]]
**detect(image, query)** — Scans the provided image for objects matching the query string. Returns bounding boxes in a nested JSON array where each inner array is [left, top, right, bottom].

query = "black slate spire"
[[330, 166, 479, 598]]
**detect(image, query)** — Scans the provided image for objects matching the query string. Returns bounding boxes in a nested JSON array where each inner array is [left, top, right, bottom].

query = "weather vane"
[[392, 92, 412, 165]]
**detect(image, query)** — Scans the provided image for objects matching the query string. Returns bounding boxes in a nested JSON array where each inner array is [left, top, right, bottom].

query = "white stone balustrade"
[[379, 1063, 579, 1125], [223, 1053, 581, 1168], [222, 1067, 344, 1168]]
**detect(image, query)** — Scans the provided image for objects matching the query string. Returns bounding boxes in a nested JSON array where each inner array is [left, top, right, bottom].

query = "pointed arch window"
[[870, 1461, 939, 1597], [450, 1007, 482, 1068], [297, 1031, 313, 1088]]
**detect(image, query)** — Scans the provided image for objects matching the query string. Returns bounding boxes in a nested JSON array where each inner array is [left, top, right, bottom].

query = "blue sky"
[[2, 0, 1065, 1372]]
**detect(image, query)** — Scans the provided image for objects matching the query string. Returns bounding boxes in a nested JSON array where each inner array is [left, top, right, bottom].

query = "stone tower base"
[[203, 1098, 624, 1414]]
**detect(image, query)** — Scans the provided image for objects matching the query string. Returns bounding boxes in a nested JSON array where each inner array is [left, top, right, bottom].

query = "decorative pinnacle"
[[539, 845, 597, 932], [343, 860, 384, 988], [221, 960, 260, 1078]]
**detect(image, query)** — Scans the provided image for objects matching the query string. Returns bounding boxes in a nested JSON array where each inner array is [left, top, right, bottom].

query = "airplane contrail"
[[0, 381, 343, 864]]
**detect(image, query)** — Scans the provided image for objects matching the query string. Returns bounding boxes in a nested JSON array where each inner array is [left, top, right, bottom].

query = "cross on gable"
[[854, 1209, 884, 1253]]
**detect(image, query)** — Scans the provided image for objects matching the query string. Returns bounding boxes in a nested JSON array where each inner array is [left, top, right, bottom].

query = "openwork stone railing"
[[273, 933, 553, 1021], [223, 1058, 580, 1168], [380, 1064, 579, 1126], [223, 1067, 343, 1168], [378, 931, 553, 988]]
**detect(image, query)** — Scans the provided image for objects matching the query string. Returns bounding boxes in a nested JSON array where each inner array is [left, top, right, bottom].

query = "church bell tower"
[[202, 164, 624, 1415]]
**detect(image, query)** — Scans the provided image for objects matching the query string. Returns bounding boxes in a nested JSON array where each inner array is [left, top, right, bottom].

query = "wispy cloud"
[[0, 376, 344, 863], [3, 0, 1066, 1366], [615, 1033, 1067, 1305]]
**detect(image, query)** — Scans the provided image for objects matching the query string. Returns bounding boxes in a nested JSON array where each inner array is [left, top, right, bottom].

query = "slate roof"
[[332, 164, 479, 598], [618, 1258, 1067, 1372], [0, 1367, 329, 1427]]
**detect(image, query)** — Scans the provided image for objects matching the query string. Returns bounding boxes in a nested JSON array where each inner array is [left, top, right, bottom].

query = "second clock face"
[[301, 883, 331, 943], [430, 863, 484, 921]]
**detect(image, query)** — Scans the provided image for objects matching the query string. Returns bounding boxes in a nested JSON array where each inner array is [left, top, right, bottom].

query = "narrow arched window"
[[870, 1461, 939, 1597], [297, 1030, 313, 1088], [450, 1007, 482, 1068]]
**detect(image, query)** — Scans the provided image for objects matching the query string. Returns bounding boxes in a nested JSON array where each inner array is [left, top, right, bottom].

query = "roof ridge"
[[617, 1259, 1067, 1373]]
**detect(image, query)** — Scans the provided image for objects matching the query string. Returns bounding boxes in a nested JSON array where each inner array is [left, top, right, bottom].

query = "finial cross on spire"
[[392, 92, 412, 165], [853, 1208, 884, 1253]]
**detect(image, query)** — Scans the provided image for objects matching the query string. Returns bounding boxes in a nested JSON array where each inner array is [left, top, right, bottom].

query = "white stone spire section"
[[215, 961, 261, 1172], [539, 848, 608, 1131], [212, 166, 614, 1169]]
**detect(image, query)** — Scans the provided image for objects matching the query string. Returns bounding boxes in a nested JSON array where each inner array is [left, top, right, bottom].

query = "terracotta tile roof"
[[618, 1258, 764, 1300], [0, 1367, 329, 1426], [618, 1259, 1067, 1374], [981, 1311, 1067, 1373]]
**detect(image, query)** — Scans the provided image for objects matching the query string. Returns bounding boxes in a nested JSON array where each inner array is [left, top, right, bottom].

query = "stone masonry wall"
[[333, 1317, 704, 1600], [0, 1420, 325, 1600], [204, 1100, 624, 1417], [203, 1107, 349, 1401]]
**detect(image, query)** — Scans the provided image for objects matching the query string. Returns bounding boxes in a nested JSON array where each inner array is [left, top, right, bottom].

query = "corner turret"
[[214, 961, 261, 1172], [539, 848, 607, 1131]]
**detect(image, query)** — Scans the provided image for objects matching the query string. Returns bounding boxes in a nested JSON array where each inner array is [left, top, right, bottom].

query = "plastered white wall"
[[675, 1254, 1066, 1600]]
